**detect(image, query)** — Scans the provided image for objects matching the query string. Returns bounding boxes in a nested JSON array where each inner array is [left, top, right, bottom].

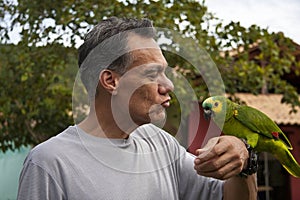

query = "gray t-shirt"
[[17, 124, 223, 200]]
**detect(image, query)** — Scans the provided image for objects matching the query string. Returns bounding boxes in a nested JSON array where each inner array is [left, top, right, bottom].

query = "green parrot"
[[202, 95, 300, 178]]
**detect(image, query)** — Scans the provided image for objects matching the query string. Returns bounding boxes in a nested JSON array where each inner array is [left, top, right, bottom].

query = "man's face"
[[112, 34, 174, 127]]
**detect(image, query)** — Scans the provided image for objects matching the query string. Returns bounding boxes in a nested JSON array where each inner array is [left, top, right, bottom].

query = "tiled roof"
[[232, 93, 300, 125]]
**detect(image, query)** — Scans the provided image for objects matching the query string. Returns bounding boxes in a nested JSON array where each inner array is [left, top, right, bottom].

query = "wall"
[[282, 126, 300, 200], [0, 146, 31, 200]]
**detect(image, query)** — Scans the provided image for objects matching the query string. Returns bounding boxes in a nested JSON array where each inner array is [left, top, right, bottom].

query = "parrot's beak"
[[203, 108, 213, 120]]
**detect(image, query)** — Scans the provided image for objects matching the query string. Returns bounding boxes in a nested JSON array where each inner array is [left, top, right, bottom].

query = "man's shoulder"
[[133, 124, 180, 149], [26, 126, 78, 164]]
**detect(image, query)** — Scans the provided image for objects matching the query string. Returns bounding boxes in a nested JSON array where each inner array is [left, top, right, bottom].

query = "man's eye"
[[147, 72, 159, 79]]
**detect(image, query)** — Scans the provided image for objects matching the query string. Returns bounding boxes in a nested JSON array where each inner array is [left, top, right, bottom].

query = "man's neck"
[[77, 107, 137, 139]]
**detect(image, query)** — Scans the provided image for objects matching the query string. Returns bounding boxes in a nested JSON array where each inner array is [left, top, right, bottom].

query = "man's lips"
[[161, 98, 171, 108], [148, 97, 171, 114]]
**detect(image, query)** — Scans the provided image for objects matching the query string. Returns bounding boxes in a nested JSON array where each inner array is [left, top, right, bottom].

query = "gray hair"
[[78, 17, 156, 98]]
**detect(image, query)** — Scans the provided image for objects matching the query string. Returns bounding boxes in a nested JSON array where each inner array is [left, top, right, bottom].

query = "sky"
[[205, 0, 300, 44], [3, 0, 300, 45]]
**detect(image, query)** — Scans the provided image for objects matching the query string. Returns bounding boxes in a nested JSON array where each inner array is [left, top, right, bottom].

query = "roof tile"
[[233, 93, 300, 125]]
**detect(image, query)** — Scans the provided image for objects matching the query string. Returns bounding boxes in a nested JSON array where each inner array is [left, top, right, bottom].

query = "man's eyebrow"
[[143, 64, 166, 74]]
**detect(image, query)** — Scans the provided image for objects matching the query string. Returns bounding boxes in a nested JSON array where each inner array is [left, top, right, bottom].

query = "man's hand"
[[194, 136, 249, 180]]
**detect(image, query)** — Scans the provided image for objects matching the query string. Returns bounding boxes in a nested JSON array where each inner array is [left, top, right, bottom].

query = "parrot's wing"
[[234, 105, 292, 149]]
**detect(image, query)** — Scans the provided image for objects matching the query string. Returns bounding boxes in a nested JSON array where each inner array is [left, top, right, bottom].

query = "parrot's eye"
[[214, 102, 219, 107]]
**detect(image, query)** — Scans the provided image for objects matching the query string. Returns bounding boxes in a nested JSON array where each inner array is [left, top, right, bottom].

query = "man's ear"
[[99, 69, 120, 95]]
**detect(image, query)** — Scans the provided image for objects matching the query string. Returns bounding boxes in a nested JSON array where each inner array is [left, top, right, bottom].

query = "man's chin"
[[149, 110, 167, 128]]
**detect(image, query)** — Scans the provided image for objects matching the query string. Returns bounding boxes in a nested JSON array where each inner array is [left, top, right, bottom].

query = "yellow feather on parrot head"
[[202, 96, 235, 123]]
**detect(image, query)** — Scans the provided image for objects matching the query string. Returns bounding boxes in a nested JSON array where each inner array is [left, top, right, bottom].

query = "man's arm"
[[223, 174, 257, 200], [194, 136, 258, 200], [17, 159, 65, 200]]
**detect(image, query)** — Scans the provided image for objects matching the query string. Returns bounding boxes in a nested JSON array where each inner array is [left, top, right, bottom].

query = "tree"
[[214, 22, 300, 112], [0, 43, 77, 151], [0, 0, 299, 151], [0, 0, 217, 151]]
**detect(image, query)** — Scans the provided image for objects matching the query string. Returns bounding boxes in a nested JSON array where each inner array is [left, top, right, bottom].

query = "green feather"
[[234, 105, 292, 149], [202, 95, 300, 178]]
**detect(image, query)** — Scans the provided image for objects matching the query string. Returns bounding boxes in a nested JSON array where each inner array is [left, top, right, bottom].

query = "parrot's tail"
[[278, 150, 300, 178], [271, 143, 300, 178], [258, 139, 300, 178]]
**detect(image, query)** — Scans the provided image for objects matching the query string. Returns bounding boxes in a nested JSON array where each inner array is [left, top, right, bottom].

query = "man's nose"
[[158, 74, 174, 94]]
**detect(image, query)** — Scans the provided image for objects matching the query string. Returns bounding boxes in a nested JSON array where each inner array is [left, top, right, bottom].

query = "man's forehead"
[[126, 33, 167, 70], [129, 48, 168, 69], [127, 32, 160, 50]]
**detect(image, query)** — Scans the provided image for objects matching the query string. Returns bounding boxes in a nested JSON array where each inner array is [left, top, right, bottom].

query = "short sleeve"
[[17, 158, 65, 200]]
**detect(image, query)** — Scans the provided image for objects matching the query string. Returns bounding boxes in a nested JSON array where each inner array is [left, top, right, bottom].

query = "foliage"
[[0, 0, 216, 151], [0, 43, 77, 151], [0, 0, 300, 151], [215, 22, 300, 112]]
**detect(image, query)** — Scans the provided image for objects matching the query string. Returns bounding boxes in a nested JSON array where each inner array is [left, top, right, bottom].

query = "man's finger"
[[196, 137, 219, 159]]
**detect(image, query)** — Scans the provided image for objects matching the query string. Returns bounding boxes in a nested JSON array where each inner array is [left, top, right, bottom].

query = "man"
[[18, 17, 257, 199]]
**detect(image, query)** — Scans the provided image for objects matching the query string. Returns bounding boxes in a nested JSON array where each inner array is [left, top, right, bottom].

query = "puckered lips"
[[161, 97, 171, 108]]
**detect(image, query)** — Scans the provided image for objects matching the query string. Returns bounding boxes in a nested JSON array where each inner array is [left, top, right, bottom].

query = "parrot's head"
[[202, 96, 232, 123]]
